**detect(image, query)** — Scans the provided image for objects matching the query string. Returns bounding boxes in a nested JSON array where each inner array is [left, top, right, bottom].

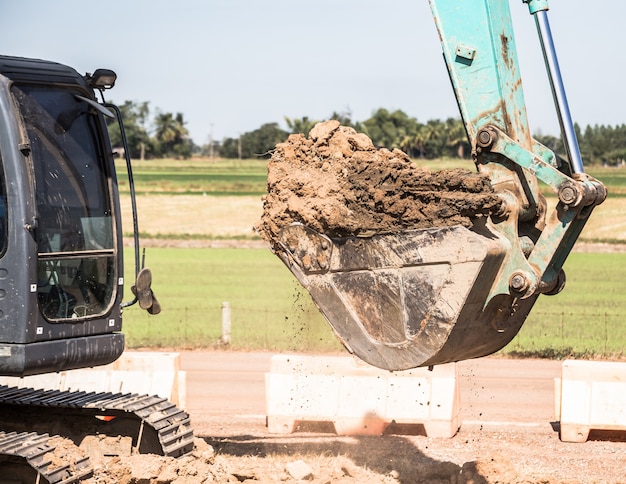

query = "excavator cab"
[[0, 56, 148, 375], [0, 58, 192, 476], [264, 0, 606, 371]]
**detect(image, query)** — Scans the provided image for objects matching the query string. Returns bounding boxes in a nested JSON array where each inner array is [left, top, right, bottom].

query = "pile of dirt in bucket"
[[255, 120, 501, 249]]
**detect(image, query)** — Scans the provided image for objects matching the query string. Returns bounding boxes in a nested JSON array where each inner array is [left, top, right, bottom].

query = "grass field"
[[122, 247, 626, 359], [118, 158, 626, 359], [122, 247, 341, 352]]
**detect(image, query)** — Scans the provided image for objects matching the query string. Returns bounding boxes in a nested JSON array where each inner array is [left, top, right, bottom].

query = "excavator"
[[0, 58, 193, 481], [270, 0, 606, 371], [0, 0, 606, 482]]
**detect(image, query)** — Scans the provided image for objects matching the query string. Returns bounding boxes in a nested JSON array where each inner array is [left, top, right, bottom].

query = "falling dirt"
[[255, 120, 501, 249]]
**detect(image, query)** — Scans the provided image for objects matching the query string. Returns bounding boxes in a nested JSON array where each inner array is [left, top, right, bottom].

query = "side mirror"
[[131, 267, 161, 315], [87, 69, 117, 90]]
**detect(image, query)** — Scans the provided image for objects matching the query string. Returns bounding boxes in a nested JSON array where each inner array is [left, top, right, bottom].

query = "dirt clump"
[[255, 120, 501, 249], [82, 438, 227, 483]]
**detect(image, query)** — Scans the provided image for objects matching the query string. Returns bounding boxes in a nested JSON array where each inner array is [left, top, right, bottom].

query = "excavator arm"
[[431, 0, 605, 299], [265, 0, 606, 370]]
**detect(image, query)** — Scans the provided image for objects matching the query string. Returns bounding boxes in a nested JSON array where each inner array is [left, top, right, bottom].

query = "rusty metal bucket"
[[276, 223, 538, 371]]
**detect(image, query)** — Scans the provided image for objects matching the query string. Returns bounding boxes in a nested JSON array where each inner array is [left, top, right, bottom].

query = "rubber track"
[[0, 385, 195, 458], [0, 430, 92, 483]]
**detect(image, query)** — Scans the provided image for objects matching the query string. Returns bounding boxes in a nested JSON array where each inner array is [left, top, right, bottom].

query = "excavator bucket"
[[276, 223, 535, 370], [255, 122, 534, 371], [256, 119, 604, 372], [257, 0, 607, 371]]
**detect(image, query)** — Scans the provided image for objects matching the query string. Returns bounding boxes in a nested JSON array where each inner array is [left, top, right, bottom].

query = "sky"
[[1, 0, 623, 145]]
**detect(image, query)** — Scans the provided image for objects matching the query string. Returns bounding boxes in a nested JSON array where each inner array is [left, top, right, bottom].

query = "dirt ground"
[[75, 353, 626, 484]]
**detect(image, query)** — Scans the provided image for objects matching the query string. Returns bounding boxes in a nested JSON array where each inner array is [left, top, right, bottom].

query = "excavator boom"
[[261, 0, 606, 370]]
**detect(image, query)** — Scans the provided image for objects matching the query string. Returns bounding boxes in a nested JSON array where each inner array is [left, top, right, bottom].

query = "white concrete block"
[[0, 351, 186, 409], [558, 359, 626, 442], [266, 354, 459, 437]]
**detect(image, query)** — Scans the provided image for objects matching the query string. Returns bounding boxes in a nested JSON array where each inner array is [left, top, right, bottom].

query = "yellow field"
[[121, 192, 626, 245], [121, 194, 263, 239], [581, 197, 626, 242]]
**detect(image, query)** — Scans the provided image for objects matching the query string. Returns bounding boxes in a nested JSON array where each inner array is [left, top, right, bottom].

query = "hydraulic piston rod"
[[526, 1, 585, 174]]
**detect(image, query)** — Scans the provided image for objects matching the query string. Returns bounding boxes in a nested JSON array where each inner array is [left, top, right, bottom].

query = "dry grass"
[[580, 196, 626, 242], [121, 194, 263, 239], [122, 192, 626, 245]]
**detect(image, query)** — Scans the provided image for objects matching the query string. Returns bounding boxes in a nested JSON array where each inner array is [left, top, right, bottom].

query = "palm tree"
[[154, 111, 190, 158], [445, 117, 469, 158], [412, 122, 437, 158], [136, 101, 150, 160], [284, 116, 318, 136]]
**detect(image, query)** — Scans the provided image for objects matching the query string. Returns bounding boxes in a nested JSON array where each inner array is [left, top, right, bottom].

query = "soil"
[[73, 353, 626, 484], [255, 120, 501, 249]]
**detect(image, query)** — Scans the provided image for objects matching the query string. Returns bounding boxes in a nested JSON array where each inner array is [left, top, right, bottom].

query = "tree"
[[329, 110, 362, 130], [135, 101, 150, 160], [109, 99, 626, 164], [444, 117, 469, 158], [409, 121, 437, 158], [221, 123, 289, 159], [106, 100, 154, 159], [153, 111, 191, 158], [362, 108, 419, 150], [285, 116, 318, 136]]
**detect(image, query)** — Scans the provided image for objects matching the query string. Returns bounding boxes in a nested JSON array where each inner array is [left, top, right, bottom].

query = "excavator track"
[[0, 385, 195, 482], [0, 431, 92, 483]]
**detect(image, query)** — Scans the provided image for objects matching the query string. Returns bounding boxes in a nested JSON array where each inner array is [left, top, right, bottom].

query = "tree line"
[[109, 100, 626, 166], [107, 101, 193, 159]]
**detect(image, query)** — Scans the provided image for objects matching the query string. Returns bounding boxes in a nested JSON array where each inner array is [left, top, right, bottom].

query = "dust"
[[255, 120, 501, 249]]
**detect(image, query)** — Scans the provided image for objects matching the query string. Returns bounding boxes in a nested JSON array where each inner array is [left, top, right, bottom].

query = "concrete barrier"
[[0, 351, 186, 409], [265, 354, 459, 437], [557, 359, 626, 442]]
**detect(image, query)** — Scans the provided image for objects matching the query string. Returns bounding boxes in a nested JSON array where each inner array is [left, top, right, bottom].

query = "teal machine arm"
[[271, 0, 606, 370], [429, 0, 605, 301]]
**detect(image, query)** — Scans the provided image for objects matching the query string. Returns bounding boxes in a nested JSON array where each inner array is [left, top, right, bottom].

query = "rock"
[[285, 459, 314, 480], [309, 120, 340, 143]]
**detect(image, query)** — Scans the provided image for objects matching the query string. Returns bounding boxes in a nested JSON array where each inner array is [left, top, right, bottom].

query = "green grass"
[[503, 253, 626, 359], [122, 247, 341, 352], [116, 157, 626, 199], [122, 247, 625, 359], [116, 158, 268, 196]]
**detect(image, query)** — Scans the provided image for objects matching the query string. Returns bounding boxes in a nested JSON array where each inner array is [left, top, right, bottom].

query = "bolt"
[[476, 128, 495, 149], [558, 181, 583, 207], [510, 272, 529, 293], [559, 186, 576, 205]]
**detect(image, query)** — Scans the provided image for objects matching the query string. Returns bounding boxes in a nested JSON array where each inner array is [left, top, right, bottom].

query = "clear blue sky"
[[1, 0, 623, 145]]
